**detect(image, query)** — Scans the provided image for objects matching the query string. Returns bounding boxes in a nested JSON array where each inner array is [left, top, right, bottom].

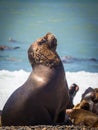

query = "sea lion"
[[73, 99, 90, 110], [1, 32, 69, 126], [68, 109, 98, 128], [66, 100, 90, 122], [81, 87, 95, 101], [81, 87, 98, 115], [67, 83, 79, 109]]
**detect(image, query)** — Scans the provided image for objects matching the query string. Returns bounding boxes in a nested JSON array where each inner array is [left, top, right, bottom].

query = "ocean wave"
[[0, 69, 98, 110]]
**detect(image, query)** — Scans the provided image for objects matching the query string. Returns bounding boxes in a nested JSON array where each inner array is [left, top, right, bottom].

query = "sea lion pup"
[[73, 99, 90, 110], [66, 100, 90, 118], [81, 87, 95, 101], [66, 83, 79, 120], [1, 32, 69, 126], [68, 109, 98, 128], [81, 87, 98, 115], [67, 83, 79, 109]]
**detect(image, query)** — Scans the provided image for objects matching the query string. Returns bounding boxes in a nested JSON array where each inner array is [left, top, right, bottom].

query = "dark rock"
[[0, 45, 20, 51]]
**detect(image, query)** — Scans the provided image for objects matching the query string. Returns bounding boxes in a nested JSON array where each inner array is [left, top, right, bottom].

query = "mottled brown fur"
[[69, 109, 98, 127], [73, 100, 90, 110], [28, 33, 60, 68]]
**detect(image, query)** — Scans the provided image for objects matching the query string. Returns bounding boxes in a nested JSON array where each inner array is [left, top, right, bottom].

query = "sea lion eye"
[[38, 39, 46, 45]]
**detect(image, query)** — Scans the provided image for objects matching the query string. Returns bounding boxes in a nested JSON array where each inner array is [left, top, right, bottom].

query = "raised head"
[[28, 33, 60, 68]]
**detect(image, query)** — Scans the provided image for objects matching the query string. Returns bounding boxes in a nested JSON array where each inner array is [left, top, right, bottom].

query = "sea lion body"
[[69, 109, 98, 127], [1, 33, 69, 126]]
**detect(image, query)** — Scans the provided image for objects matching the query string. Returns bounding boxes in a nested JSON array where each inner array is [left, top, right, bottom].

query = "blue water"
[[0, 0, 98, 72]]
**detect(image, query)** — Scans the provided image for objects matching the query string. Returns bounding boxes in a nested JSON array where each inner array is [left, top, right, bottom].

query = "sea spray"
[[66, 71, 98, 105]]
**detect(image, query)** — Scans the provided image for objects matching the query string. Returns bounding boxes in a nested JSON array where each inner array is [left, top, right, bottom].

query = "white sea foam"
[[0, 70, 98, 110], [66, 71, 98, 105]]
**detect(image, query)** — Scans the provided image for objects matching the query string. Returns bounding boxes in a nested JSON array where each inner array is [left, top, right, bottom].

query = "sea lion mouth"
[[28, 32, 60, 68]]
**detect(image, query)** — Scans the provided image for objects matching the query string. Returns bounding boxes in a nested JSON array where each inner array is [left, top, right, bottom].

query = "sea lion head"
[[28, 32, 60, 68], [73, 100, 90, 111]]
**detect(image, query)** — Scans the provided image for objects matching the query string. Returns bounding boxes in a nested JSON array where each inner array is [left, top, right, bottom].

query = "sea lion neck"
[[28, 45, 61, 69], [33, 65, 55, 75], [32, 59, 62, 70]]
